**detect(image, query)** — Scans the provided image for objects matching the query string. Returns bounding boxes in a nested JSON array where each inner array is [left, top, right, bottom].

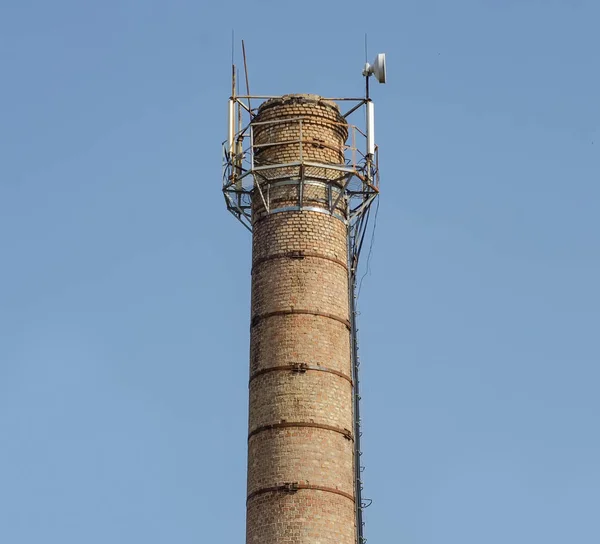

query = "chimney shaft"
[[247, 94, 356, 544]]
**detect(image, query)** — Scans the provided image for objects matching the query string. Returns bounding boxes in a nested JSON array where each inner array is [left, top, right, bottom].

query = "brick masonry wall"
[[246, 95, 356, 544], [251, 94, 349, 221]]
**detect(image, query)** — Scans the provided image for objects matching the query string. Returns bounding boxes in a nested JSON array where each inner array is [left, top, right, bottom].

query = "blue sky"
[[1, 1, 599, 542]]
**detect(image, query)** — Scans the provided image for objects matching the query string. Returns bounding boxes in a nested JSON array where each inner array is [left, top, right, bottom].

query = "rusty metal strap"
[[251, 309, 351, 330], [252, 250, 348, 273], [247, 483, 355, 503], [248, 422, 353, 441], [249, 364, 353, 385]]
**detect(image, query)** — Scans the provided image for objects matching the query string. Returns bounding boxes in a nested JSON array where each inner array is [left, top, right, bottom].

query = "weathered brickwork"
[[250, 315, 350, 375], [251, 94, 349, 221], [251, 256, 349, 318], [252, 212, 347, 262], [247, 428, 354, 495], [249, 372, 352, 431], [247, 491, 355, 543], [247, 95, 355, 544]]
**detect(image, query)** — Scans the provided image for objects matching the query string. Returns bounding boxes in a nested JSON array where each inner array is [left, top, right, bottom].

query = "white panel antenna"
[[366, 101, 375, 156]]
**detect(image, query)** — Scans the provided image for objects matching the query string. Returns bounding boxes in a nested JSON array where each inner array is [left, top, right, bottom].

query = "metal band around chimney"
[[249, 364, 353, 385], [251, 309, 351, 330], [248, 422, 353, 441], [247, 483, 355, 504], [252, 251, 348, 274]]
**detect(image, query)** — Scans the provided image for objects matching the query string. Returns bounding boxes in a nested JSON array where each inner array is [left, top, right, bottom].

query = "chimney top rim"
[[256, 94, 342, 115]]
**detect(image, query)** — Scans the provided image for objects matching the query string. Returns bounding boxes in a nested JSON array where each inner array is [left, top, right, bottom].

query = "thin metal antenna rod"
[[231, 64, 236, 99], [231, 30, 237, 99], [364, 34, 370, 100], [242, 40, 253, 118]]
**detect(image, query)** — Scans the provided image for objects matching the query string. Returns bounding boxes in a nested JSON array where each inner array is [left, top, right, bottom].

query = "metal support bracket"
[[291, 363, 308, 373], [283, 482, 299, 493]]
